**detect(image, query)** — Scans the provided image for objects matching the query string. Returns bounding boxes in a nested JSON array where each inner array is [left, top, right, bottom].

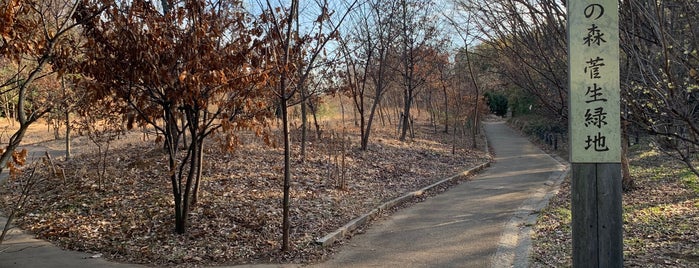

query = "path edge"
[[314, 160, 491, 247], [491, 150, 570, 268]]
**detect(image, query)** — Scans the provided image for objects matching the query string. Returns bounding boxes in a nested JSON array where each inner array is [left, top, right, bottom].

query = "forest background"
[[0, 0, 697, 266]]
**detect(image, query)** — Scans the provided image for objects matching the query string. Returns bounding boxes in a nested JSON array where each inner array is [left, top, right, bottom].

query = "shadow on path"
[[311, 121, 568, 268]]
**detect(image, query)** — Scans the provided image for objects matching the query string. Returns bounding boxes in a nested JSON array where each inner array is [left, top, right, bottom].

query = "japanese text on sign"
[[569, 0, 620, 163]]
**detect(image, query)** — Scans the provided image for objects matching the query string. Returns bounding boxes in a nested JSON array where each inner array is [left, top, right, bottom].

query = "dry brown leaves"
[[0, 121, 489, 267], [531, 144, 699, 267]]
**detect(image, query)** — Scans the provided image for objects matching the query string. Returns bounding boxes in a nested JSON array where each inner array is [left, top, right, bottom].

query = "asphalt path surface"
[[311, 121, 567, 268], [0, 121, 568, 268]]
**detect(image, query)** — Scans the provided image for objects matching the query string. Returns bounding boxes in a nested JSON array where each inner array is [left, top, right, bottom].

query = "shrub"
[[485, 91, 508, 117]]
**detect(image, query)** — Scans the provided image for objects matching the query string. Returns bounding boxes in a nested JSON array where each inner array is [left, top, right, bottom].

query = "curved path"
[[312, 121, 568, 268], [0, 144, 137, 268], [0, 121, 568, 267]]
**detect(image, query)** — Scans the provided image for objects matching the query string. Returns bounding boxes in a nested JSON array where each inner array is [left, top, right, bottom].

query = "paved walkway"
[[0, 121, 568, 267], [311, 121, 568, 267]]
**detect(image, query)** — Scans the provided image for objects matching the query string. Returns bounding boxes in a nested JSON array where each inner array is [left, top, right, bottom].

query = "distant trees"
[[453, 0, 567, 121], [339, 0, 400, 150], [0, 0, 100, 176], [453, 0, 699, 189], [395, 0, 444, 141], [485, 91, 508, 117], [339, 0, 450, 147]]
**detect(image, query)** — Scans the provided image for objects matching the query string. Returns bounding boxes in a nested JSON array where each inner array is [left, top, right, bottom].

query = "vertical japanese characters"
[[569, 0, 620, 163], [582, 4, 609, 152]]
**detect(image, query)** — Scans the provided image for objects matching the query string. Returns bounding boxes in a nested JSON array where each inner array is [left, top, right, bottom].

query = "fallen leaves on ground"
[[0, 121, 490, 267], [531, 142, 699, 267]]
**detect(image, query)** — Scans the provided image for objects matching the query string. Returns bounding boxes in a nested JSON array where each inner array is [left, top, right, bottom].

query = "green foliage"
[[507, 88, 536, 117], [516, 116, 565, 136], [484, 91, 508, 117]]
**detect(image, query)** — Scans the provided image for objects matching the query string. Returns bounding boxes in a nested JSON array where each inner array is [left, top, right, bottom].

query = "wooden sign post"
[[568, 0, 623, 267]]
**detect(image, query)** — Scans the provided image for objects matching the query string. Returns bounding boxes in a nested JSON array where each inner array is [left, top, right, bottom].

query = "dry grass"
[[531, 142, 699, 267]]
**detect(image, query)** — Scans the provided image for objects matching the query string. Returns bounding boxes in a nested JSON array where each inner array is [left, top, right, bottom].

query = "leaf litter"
[[531, 143, 699, 267], [0, 122, 490, 267]]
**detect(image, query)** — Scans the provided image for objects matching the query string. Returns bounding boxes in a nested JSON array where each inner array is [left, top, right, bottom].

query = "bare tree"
[[338, 0, 400, 150], [621, 0, 699, 186], [453, 0, 568, 120], [257, 0, 357, 251], [395, 0, 444, 141]]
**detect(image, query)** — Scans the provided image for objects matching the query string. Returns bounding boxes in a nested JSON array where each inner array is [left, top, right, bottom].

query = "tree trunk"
[[65, 109, 71, 160], [300, 94, 307, 161], [64, 76, 71, 159], [180, 114, 187, 149], [443, 83, 449, 133], [308, 100, 322, 139], [164, 106, 188, 234], [353, 101, 359, 127], [2, 94, 11, 125], [472, 95, 479, 149], [463, 45, 480, 148], [378, 102, 387, 127], [362, 95, 381, 150], [357, 95, 367, 151], [280, 0, 297, 249], [0, 124, 30, 178], [191, 139, 204, 206], [281, 97, 291, 252], [399, 90, 412, 141], [172, 170, 184, 234]]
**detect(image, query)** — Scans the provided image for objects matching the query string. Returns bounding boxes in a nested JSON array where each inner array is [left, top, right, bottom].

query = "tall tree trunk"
[[308, 99, 322, 139], [443, 83, 449, 133], [171, 170, 184, 234], [181, 133, 198, 234], [63, 77, 71, 160], [463, 45, 480, 148], [281, 97, 291, 251], [353, 101, 358, 127], [298, 7, 307, 161], [357, 95, 367, 150], [280, 0, 298, 252], [399, 89, 412, 141], [164, 106, 186, 234], [65, 110, 71, 159], [378, 102, 387, 127]]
